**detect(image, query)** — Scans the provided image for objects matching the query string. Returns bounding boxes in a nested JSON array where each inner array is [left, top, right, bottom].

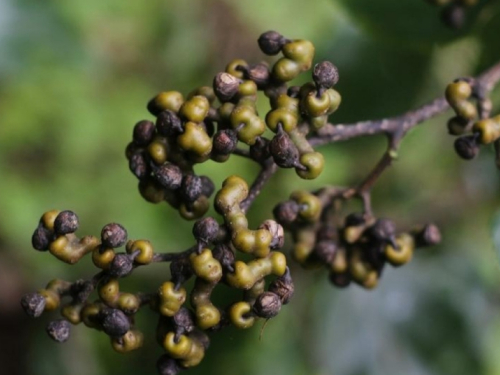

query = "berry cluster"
[[426, 0, 479, 28], [274, 189, 441, 289], [125, 30, 341, 221], [22, 29, 473, 375], [22, 205, 293, 374], [445, 78, 500, 163]]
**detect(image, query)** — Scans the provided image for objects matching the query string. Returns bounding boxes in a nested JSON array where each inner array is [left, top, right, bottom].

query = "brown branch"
[[309, 60, 500, 147], [151, 246, 197, 263], [241, 159, 278, 213]]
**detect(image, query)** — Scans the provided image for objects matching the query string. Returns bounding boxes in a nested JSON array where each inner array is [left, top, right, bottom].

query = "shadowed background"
[[2, 0, 500, 374]]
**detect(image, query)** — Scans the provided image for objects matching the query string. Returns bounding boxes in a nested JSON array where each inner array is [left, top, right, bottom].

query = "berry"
[[193, 217, 219, 245], [213, 72, 240, 102], [133, 120, 155, 146], [46, 319, 71, 343], [101, 223, 128, 248], [258, 31, 285, 55], [32, 226, 51, 251], [312, 61, 339, 89], [21, 292, 46, 318], [154, 163, 183, 190], [156, 110, 183, 137], [108, 253, 134, 277], [213, 129, 238, 155], [253, 292, 281, 318], [54, 211, 79, 235], [454, 135, 479, 159], [101, 309, 130, 337]]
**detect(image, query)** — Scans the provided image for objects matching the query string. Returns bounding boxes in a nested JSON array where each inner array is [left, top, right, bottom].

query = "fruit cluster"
[[274, 189, 441, 289], [426, 0, 479, 28], [125, 30, 341, 220], [22, 199, 293, 374], [21, 30, 450, 375], [445, 78, 500, 162]]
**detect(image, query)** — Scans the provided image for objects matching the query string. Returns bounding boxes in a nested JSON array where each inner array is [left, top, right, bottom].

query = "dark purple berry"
[[268, 267, 294, 304], [193, 217, 219, 245], [454, 135, 479, 160], [313, 61, 339, 89], [258, 31, 286, 55], [269, 131, 300, 168], [157, 355, 182, 375], [101, 309, 130, 337], [213, 130, 238, 155], [101, 223, 128, 248], [108, 253, 134, 278], [253, 292, 282, 318], [213, 72, 240, 102], [154, 163, 183, 190], [156, 110, 183, 137], [21, 293, 46, 318], [133, 120, 155, 146], [54, 211, 79, 235], [180, 175, 203, 203], [46, 319, 71, 342], [32, 225, 51, 251]]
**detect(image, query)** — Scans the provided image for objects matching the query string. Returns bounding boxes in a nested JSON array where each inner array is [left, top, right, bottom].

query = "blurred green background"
[[2, 0, 500, 374]]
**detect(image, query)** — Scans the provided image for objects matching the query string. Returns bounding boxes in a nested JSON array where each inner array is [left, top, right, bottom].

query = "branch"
[[310, 60, 500, 147], [241, 159, 278, 213]]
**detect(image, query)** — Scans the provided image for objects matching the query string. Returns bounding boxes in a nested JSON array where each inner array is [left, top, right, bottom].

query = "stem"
[[151, 246, 197, 263], [241, 159, 278, 213], [309, 60, 500, 146]]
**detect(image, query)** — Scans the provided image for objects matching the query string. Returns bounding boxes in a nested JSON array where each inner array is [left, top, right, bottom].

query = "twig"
[[309, 60, 500, 147], [241, 159, 278, 213]]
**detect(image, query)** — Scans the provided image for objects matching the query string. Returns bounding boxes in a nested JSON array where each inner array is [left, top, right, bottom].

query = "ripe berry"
[[253, 292, 282, 318], [133, 120, 155, 146], [153, 163, 183, 190], [46, 319, 71, 343], [454, 135, 479, 159], [312, 61, 339, 89], [193, 217, 219, 246], [21, 292, 46, 318], [101, 308, 130, 337], [101, 223, 128, 248], [258, 31, 285, 55], [32, 226, 51, 251], [108, 254, 134, 278], [54, 211, 79, 235]]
